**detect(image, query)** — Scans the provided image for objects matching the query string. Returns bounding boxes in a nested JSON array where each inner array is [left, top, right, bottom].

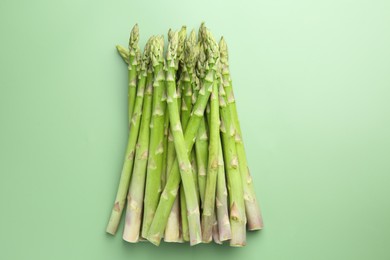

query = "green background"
[[1, 0, 389, 259]]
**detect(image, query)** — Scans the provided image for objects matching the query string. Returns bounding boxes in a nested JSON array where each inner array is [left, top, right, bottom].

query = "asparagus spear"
[[105, 27, 142, 235], [160, 27, 174, 187], [178, 30, 199, 242], [190, 77, 200, 201], [147, 27, 219, 246], [195, 28, 209, 205], [127, 24, 141, 125], [218, 71, 246, 247], [165, 29, 181, 175], [123, 39, 154, 242], [164, 26, 187, 243], [201, 77, 219, 242], [141, 36, 167, 237], [219, 38, 263, 230]]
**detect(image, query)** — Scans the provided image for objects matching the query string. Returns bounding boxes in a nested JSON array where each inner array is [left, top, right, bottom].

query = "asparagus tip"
[[150, 36, 164, 66], [198, 22, 207, 42], [132, 23, 139, 33], [129, 24, 140, 49], [168, 28, 174, 41], [116, 45, 129, 64], [167, 31, 179, 64], [178, 26, 187, 62]]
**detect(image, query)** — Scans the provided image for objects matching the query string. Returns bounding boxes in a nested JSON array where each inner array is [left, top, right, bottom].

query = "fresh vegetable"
[[106, 23, 263, 247], [105, 25, 141, 235], [141, 35, 166, 238]]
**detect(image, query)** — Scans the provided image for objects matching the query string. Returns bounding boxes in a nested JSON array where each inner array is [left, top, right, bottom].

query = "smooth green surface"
[[0, 0, 389, 259]]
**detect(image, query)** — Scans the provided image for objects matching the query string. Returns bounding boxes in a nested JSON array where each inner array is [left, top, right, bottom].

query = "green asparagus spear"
[[195, 28, 209, 205], [123, 39, 154, 242], [105, 26, 142, 235], [219, 38, 263, 230], [218, 71, 246, 247], [141, 36, 167, 237], [164, 26, 187, 243], [178, 30, 199, 242]]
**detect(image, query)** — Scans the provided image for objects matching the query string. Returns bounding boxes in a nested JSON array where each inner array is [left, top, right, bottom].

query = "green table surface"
[[1, 0, 389, 259]]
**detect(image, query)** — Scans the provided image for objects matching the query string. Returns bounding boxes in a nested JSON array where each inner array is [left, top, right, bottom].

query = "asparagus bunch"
[[107, 23, 263, 247]]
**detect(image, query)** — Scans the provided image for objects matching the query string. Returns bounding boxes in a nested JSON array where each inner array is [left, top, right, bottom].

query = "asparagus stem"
[[165, 128, 183, 242], [123, 40, 154, 242], [105, 26, 142, 235], [127, 24, 141, 126], [206, 104, 218, 248], [190, 80, 200, 201], [116, 45, 129, 64], [219, 38, 263, 230], [165, 124, 182, 242], [165, 81, 184, 238], [166, 131, 176, 183], [164, 197, 182, 242], [164, 28, 186, 243], [179, 187, 189, 241], [218, 71, 246, 247], [212, 213, 222, 244], [147, 27, 219, 246], [160, 110, 169, 190], [216, 139, 231, 241], [181, 150, 198, 242], [164, 128, 180, 242], [195, 117, 208, 205], [141, 36, 167, 237], [201, 77, 219, 242]]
